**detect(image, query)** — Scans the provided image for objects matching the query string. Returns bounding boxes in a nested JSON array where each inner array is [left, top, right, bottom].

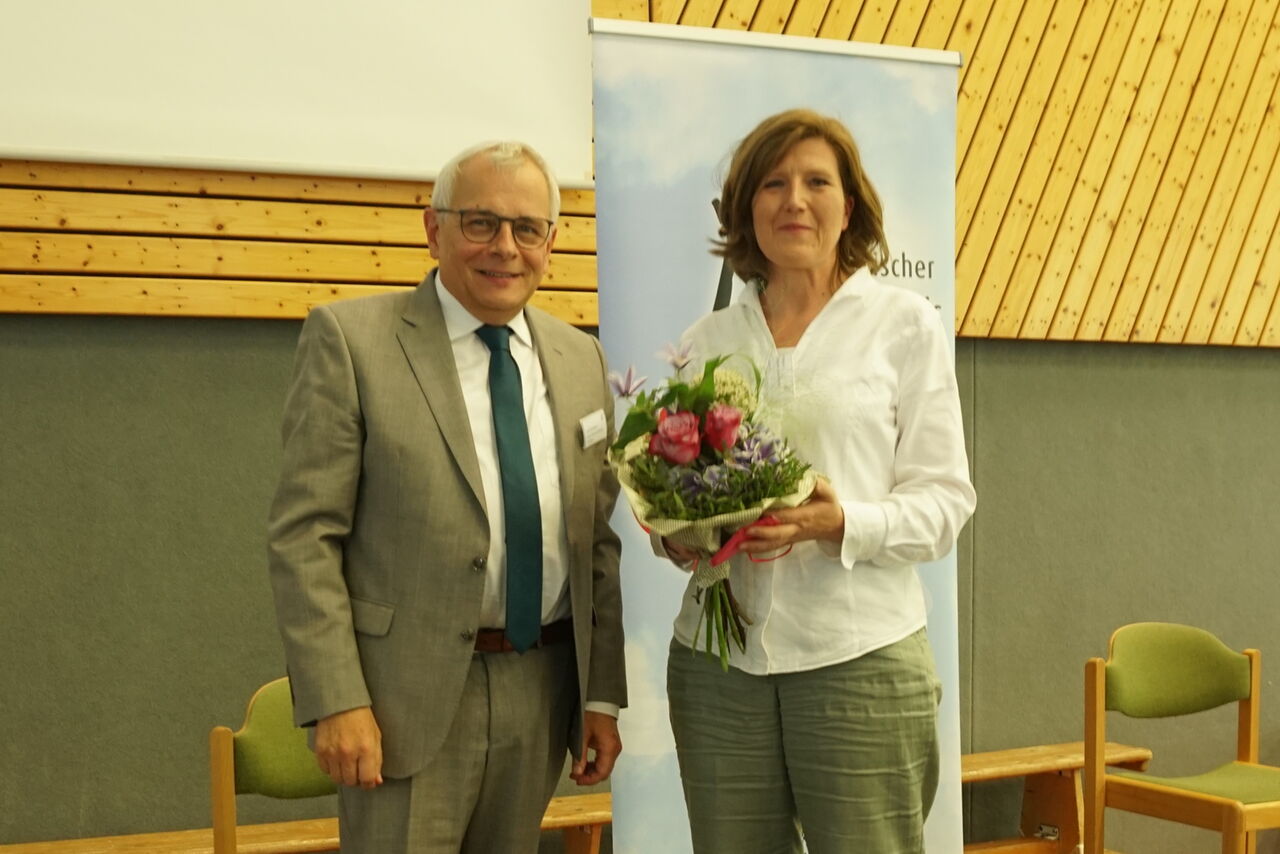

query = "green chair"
[[1084, 622, 1280, 854], [209, 676, 336, 853]]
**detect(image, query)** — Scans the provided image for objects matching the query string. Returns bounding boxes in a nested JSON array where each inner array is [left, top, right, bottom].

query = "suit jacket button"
[[471, 556, 486, 572], [460, 629, 476, 642]]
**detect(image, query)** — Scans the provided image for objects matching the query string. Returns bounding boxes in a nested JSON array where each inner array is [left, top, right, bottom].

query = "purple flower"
[[608, 365, 647, 398], [669, 467, 705, 499], [732, 434, 781, 467], [701, 465, 732, 492]]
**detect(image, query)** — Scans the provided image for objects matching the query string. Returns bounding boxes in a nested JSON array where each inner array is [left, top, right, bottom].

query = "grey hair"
[[430, 141, 560, 223]]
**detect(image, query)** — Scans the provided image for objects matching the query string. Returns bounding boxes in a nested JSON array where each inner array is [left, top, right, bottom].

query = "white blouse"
[[668, 268, 977, 675]]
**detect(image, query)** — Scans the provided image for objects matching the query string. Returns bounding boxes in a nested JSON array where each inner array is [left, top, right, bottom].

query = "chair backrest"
[[1105, 622, 1251, 718], [233, 677, 336, 798]]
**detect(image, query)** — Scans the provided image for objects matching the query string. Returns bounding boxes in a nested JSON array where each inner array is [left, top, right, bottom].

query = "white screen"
[[1, 0, 595, 185]]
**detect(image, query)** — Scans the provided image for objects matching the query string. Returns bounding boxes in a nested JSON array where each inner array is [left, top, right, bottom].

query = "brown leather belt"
[[474, 619, 573, 653]]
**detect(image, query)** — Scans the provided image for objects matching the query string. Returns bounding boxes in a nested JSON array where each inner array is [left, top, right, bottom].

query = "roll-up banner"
[[590, 19, 962, 853]]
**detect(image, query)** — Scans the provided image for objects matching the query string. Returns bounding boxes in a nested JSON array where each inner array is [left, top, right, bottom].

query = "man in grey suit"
[[267, 141, 626, 853]]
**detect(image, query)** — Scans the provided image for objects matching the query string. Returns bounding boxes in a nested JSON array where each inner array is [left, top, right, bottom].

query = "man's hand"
[[662, 538, 702, 564], [314, 706, 384, 789], [570, 711, 622, 786]]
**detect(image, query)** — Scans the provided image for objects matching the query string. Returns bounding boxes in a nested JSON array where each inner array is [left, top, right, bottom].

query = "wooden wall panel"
[[984, 1, 1130, 334], [0, 275, 596, 324], [748, 0, 796, 32], [956, 0, 1083, 334], [1127, 0, 1260, 341], [850, 1, 896, 42], [1150, 0, 1280, 342], [1091, 0, 1243, 340], [651, 0, 689, 24], [717, 0, 759, 29], [680, 0, 727, 27], [1213, 119, 1280, 344], [4, 0, 1278, 346], [956, 2, 1020, 170], [0, 161, 597, 323], [0, 188, 595, 252], [961, 0, 1279, 346], [993, 0, 1148, 337], [1020, 0, 1181, 338], [884, 0, 931, 44], [817, 0, 864, 40], [784, 0, 830, 35]]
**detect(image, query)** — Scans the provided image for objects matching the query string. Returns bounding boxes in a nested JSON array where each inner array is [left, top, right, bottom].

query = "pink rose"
[[648, 410, 701, 465], [703, 403, 742, 452]]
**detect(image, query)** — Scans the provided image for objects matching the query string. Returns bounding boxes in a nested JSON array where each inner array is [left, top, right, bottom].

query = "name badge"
[[579, 409, 608, 449]]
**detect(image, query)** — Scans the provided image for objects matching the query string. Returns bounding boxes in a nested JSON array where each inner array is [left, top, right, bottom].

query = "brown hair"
[[713, 108, 889, 285]]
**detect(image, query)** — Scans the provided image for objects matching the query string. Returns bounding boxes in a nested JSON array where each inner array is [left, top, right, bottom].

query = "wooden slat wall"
[[0, 160, 598, 326], [593, 0, 1280, 347], [3, 0, 1277, 345]]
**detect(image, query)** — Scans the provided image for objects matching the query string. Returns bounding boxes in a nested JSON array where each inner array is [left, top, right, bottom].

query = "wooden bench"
[[0, 791, 611, 854], [961, 741, 1152, 854], [1, 743, 1148, 854]]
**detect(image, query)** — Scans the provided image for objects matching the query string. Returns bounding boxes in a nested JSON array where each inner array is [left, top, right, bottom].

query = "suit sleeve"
[[267, 305, 373, 726], [584, 335, 627, 709]]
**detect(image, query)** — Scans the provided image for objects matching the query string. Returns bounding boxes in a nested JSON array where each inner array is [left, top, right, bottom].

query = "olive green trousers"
[[667, 629, 941, 854]]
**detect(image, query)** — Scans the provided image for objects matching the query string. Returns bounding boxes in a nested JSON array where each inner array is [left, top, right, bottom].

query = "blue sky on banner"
[[593, 30, 960, 854], [592, 35, 956, 313]]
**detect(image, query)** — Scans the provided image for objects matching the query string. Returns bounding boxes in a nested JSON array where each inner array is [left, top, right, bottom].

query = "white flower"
[[608, 366, 647, 398], [713, 368, 756, 414], [657, 341, 695, 372]]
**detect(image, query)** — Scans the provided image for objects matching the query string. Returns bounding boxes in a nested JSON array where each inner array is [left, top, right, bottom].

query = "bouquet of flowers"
[[609, 348, 817, 671]]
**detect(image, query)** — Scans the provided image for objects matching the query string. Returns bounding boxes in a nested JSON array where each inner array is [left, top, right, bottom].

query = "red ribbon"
[[710, 516, 792, 566]]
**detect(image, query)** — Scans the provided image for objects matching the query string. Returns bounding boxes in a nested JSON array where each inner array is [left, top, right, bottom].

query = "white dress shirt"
[[669, 268, 977, 675], [435, 278, 571, 628]]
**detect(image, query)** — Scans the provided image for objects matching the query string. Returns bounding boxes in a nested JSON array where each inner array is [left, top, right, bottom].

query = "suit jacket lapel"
[[527, 310, 579, 534], [396, 274, 486, 512]]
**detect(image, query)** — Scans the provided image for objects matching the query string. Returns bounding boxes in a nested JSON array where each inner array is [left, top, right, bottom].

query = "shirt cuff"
[[825, 499, 888, 567], [584, 701, 620, 718]]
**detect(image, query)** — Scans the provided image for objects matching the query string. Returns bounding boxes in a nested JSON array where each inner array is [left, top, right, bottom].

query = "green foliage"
[[627, 449, 809, 521], [614, 406, 658, 450]]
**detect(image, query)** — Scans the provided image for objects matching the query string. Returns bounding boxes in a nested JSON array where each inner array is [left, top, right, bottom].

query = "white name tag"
[[579, 409, 608, 449]]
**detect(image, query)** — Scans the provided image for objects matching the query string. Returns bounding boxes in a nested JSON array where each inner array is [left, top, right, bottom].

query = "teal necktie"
[[475, 324, 542, 653]]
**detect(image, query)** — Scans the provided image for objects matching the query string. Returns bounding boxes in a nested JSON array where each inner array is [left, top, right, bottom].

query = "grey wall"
[[3, 316, 1279, 852], [0, 315, 324, 841], [961, 339, 1280, 853]]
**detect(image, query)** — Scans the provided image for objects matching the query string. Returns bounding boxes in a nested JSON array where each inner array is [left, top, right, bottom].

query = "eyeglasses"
[[434, 208, 555, 249]]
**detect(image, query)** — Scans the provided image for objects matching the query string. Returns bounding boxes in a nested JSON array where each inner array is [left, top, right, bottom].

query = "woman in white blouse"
[[663, 109, 977, 854]]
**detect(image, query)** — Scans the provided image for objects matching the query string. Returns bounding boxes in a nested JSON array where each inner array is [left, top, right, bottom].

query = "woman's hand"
[[740, 477, 844, 554]]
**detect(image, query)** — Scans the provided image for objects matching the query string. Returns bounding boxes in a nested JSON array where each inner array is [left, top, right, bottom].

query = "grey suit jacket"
[[267, 273, 626, 779]]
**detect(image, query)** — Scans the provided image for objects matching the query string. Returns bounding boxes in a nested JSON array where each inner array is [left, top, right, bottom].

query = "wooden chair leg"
[[1221, 807, 1246, 854], [561, 824, 603, 854], [209, 726, 238, 854]]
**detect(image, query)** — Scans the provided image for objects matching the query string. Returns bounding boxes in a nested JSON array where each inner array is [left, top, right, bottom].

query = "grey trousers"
[[338, 642, 576, 853], [667, 629, 942, 854]]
